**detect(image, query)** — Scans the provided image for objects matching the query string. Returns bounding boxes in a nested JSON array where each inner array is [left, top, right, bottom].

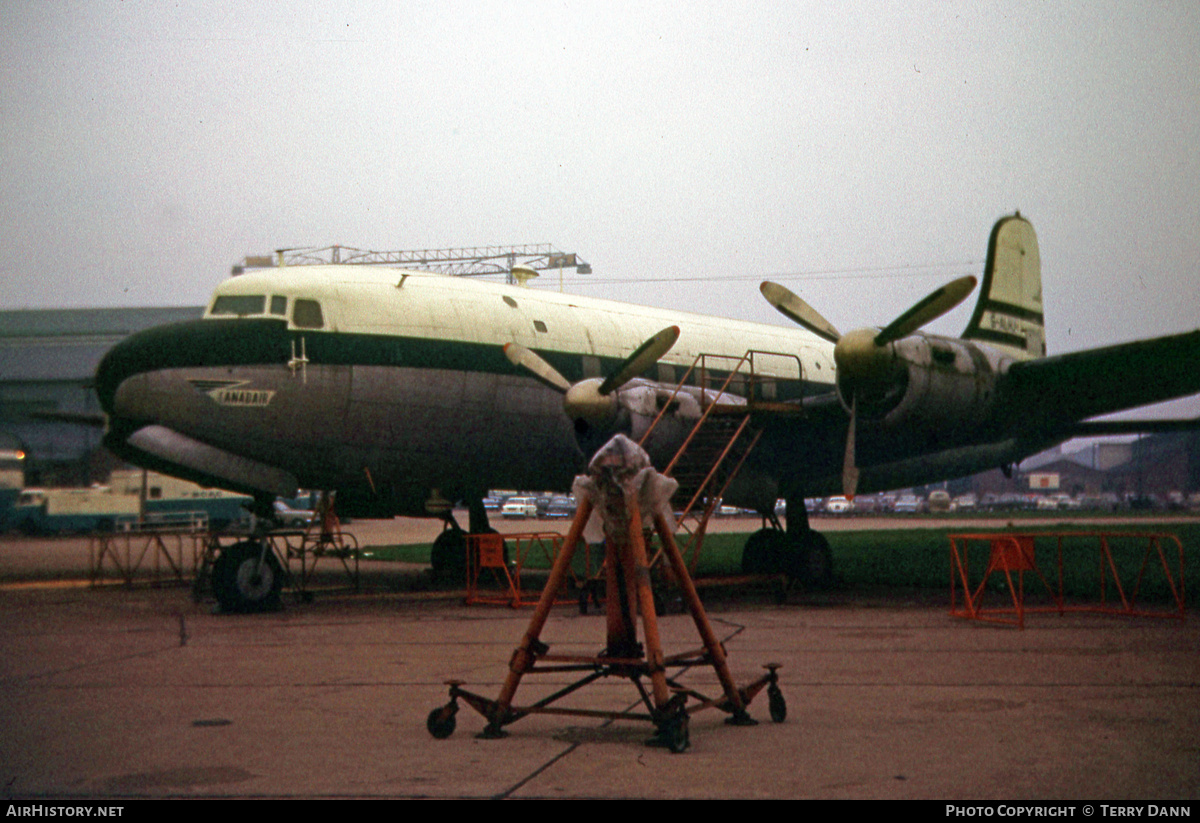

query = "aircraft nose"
[[95, 328, 159, 417], [95, 318, 289, 416]]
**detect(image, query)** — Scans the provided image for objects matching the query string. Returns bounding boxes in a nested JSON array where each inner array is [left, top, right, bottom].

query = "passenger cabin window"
[[211, 295, 266, 316], [292, 299, 324, 329], [533, 320, 548, 333], [270, 295, 287, 316]]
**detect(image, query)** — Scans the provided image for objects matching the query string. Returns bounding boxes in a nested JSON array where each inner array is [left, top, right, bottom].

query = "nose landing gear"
[[211, 539, 283, 613]]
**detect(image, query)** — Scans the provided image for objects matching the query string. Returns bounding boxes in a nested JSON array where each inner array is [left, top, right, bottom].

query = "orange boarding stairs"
[[637, 350, 802, 575]]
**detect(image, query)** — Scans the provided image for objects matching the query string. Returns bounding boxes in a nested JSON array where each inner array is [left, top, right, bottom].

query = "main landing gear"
[[740, 494, 833, 588], [429, 524, 467, 583], [429, 494, 495, 583]]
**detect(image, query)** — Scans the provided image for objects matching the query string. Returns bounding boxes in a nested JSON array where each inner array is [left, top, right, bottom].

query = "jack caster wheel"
[[668, 714, 690, 754], [426, 705, 457, 739], [768, 685, 787, 723]]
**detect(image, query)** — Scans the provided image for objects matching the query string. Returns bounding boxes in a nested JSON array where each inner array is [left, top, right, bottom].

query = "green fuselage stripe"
[[97, 318, 821, 414]]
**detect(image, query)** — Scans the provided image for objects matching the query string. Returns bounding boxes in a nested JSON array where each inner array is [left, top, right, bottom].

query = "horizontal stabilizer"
[[1005, 329, 1200, 429], [1069, 418, 1200, 436]]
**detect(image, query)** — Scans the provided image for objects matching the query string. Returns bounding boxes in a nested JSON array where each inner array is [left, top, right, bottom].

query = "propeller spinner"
[[761, 276, 977, 497], [504, 325, 681, 425]]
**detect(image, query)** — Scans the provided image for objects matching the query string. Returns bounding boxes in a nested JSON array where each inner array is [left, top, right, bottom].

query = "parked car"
[[273, 499, 314, 527], [501, 496, 538, 519], [927, 490, 952, 512], [824, 496, 854, 515], [545, 496, 577, 518], [851, 495, 877, 514], [953, 493, 977, 511]]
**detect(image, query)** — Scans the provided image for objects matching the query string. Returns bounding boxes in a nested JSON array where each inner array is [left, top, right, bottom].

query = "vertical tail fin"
[[961, 213, 1046, 359]]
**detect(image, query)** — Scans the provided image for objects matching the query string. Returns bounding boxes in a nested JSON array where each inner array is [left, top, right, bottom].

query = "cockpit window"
[[211, 295, 266, 316], [292, 299, 324, 329], [270, 295, 287, 316]]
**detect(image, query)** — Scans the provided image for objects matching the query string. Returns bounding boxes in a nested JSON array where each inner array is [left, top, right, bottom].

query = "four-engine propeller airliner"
[[93, 214, 1200, 611]]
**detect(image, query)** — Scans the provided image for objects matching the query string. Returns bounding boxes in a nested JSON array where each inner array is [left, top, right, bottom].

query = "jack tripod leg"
[[483, 496, 595, 738]]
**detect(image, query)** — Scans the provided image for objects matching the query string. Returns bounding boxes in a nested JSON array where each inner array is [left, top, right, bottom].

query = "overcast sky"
[[2, 2, 1197, 417]]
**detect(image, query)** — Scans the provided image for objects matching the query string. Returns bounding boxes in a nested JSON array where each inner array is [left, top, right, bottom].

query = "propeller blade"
[[503, 342, 572, 393], [598, 325, 680, 395], [873, 275, 977, 346], [842, 396, 859, 499], [760, 282, 841, 344]]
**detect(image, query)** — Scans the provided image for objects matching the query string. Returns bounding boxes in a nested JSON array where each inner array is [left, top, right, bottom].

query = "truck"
[[11, 486, 140, 534], [0, 449, 24, 531], [107, 469, 252, 531], [7, 470, 253, 535]]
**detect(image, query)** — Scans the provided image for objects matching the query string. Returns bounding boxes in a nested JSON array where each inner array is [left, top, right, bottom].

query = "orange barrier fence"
[[466, 531, 593, 607], [949, 531, 1186, 628]]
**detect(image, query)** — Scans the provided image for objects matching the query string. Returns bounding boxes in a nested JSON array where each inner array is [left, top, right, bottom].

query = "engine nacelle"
[[838, 333, 1011, 438]]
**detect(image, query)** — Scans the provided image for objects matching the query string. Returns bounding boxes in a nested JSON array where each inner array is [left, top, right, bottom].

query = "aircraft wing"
[[1003, 329, 1200, 434]]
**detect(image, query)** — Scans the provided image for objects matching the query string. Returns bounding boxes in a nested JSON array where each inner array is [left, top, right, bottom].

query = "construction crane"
[[233, 244, 591, 285]]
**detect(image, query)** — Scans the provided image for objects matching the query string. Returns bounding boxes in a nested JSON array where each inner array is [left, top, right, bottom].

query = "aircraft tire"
[[792, 531, 834, 589], [212, 540, 283, 613], [429, 528, 468, 584], [741, 528, 789, 574]]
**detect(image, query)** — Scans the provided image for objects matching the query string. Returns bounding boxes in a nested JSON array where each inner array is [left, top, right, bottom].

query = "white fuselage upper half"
[[205, 266, 838, 390]]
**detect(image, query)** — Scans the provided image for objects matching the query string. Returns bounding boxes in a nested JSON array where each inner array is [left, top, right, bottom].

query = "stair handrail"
[[637, 349, 804, 452]]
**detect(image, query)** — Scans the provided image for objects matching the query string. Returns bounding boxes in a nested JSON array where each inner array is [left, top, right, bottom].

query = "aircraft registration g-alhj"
[[94, 214, 1200, 611]]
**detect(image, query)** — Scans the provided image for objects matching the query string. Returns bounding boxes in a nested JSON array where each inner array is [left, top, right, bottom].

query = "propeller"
[[504, 325, 681, 425], [761, 276, 978, 497]]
